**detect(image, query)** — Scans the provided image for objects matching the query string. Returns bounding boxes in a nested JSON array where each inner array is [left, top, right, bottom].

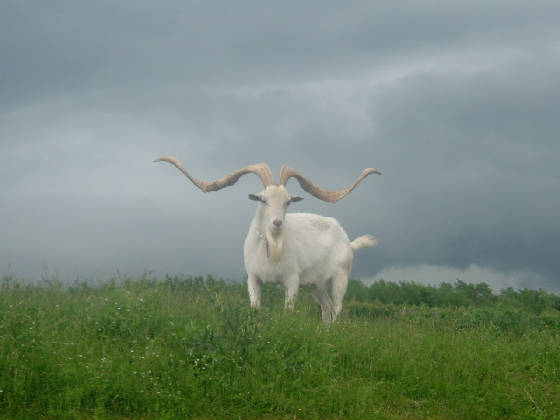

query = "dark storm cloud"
[[1, 1, 559, 290], [3, 1, 559, 102], [362, 56, 560, 282]]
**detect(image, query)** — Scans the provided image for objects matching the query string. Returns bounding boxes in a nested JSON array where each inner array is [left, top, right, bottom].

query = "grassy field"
[[1, 274, 559, 419]]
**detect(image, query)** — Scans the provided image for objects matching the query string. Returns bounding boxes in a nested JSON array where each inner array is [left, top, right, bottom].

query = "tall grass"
[[1, 274, 559, 419]]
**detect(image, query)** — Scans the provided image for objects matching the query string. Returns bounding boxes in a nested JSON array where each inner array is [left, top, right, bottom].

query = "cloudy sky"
[[1, 1, 559, 292]]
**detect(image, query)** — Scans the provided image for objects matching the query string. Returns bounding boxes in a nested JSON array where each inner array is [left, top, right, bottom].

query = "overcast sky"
[[1, 1, 559, 292]]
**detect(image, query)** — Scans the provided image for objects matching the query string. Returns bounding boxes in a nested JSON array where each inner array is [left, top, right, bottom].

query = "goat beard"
[[266, 229, 284, 262]]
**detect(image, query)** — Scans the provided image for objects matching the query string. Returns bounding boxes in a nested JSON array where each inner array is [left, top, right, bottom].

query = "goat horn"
[[279, 166, 381, 202], [154, 156, 275, 191]]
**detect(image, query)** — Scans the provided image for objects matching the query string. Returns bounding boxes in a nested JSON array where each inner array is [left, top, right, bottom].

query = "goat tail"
[[350, 234, 378, 251]]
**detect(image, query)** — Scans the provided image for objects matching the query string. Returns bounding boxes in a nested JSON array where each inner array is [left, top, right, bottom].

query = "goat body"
[[245, 210, 376, 322]]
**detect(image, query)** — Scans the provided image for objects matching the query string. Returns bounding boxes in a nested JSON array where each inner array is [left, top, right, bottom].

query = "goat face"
[[249, 185, 303, 236]]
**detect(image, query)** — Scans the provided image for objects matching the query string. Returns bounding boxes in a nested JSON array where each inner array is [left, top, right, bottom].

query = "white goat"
[[154, 158, 380, 323]]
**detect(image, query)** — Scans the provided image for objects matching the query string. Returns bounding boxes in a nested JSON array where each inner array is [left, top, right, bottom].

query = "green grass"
[[1, 274, 559, 419]]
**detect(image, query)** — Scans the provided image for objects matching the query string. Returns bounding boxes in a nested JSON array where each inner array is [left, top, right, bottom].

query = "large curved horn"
[[279, 166, 381, 202], [154, 156, 275, 192]]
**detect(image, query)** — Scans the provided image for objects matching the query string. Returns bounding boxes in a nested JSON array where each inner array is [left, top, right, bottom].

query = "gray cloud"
[[363, 53, 560, 279], [1, 1, 559, 290]]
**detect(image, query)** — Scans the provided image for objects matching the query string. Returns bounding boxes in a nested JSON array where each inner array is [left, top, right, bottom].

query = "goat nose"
[[273, 219, 283, 228]]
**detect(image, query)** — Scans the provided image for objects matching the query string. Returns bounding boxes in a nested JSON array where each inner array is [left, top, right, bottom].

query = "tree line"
[[345, 278, 560, 314]]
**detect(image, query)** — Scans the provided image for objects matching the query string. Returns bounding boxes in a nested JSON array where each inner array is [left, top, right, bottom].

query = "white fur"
[[244, 185, 376, 323]]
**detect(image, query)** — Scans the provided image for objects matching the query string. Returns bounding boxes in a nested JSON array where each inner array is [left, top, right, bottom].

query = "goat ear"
[[290, 196, 304, 203], [248, 194, 261, 202]]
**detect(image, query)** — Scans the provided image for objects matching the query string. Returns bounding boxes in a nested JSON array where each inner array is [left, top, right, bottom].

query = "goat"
[[154, 157, 380, 323]]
